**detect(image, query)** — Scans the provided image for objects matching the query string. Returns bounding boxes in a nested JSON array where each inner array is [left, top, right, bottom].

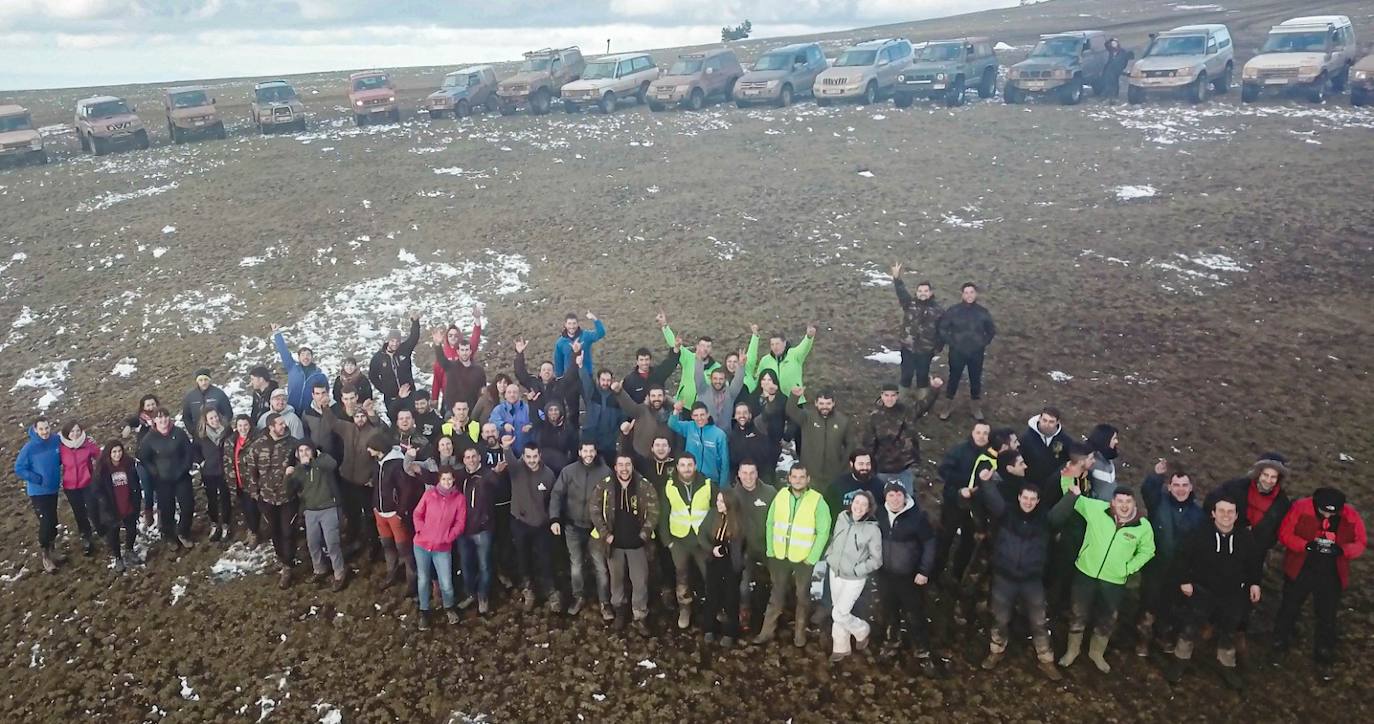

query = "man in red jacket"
[[1273, 487, 1366, 682]]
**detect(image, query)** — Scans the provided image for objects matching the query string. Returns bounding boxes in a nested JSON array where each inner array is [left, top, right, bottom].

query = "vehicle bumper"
[[0, 146, 44, 163], [650, 87, 689, 104], [1240, 75, 1322, 93], [559, 91, 598, 104], [93, 131, 143, 148], [734, 85, 781, 102], [173, 118, 222, 134], [497, 92, 530, 106], [1129, 76, 1194, 90], [1008, 78, 1070, 94], [815, 84, 867, 100], [355, 104, 397, 116], [260, 113, 300, 127], [425, 100, 455, 113], [895, 80, 953, 97]]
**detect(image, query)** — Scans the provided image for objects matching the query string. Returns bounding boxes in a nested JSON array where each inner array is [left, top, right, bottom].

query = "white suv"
[[560, 53, 661, 114], [1128, 24, 1235, 104], [815, 38, 914, 106], [1242, 15, 1357, 103]]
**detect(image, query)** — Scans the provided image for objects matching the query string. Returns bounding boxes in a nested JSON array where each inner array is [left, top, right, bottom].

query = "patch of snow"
[[1174, 3, 1223, 10], [11, 360, 74, 411], [1180, 253, 1247, 273], [210, 542, 277, 581], [1114, 184, 1157, 200], [398, 249, 419, 264], [152, 247, 168, 258], [865, 347, 902, 365], [180, 677, 200, 701], [1338, 453, 1355, 462], [162, 225, 177, 234], [857, 170, 875, 178], [994, 42, 1016, 51], [636, 659, 658, 670], [11, 305, 36, 328], [315, 704, 343, 724], [111, 357, 138, 377], [170, 577, 189, 605], [77, 182, 178, 212], [1049, 371, 1074, 383]]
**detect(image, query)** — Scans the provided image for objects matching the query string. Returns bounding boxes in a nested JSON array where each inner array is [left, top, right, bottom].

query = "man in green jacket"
[[753, 324, 816, 404], [785, 387, 856, 496], [1051, 481, 1156, 673], [658, 311, 719, 409], [754, 464, 832, 648]]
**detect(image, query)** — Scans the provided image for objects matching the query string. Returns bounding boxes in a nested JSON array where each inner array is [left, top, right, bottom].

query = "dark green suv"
[[894, 38, 1000, 107]]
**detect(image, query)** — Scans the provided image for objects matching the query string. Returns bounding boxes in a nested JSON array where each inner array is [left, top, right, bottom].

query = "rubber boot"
[[112, 555, 126, 574], [936, 396, 954, 421], [1136, 613, 1155, 657], [82, 533, 95, 557], [400, 546, 418, 599], [1088, 633, 1112, 673], [793, 619, 807, 648], [980, 650, 1004, 671], [1059, 631, 1084, 667], [40, 548, 57, 573], [417, 610, 431, 631], [1218, 648, 1243, 690], [677, 601, 692, 630], [970, 399, 985, 423], [377, 540, 399, 591], [753, 602, 781, 644]]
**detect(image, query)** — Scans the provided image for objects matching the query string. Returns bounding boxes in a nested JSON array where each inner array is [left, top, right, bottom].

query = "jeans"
[[878, 569, 931, 653], [304, 507, 345, 576], [565, 525, 610, 604], [1070, 572, 1126, 638], [237, 489, 261, 538], [704, 553, 741, 638], [876, 471, 914, 497], [62, 487, 95, 538], [202, 474, 232, 526], [1274, 565, 1342, 664], [511, 519, 553, 595], [899, 348, 934, 389], [154, 476, 195, 539], [990, 575, 1053, 661], [830, 573, 870, 654], [457, 530, 493, 599], [259, 500, 298, 567], [945, 347, 986, 400], [608, 545, 650, 617], [414, 545, 455, 611], [30, 494, 59, 549]]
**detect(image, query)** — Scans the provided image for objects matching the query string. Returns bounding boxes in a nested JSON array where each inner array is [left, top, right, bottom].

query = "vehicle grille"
[[822, 77, 849, 86], [1143, 70, 1174, 78], [906, 74, 937, 83], [1259, 68, 1300, 79], [272, 108, 293, 118], [504, 83, 529, 94], [739, 81, 769, 90], [1020, 70, 1053, 79]]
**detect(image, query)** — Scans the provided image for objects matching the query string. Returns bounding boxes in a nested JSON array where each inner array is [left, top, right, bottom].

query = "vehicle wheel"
[[735, 100, 749, 109], [978, 67, 996, 99], [1212, 64, 1232, 94], [649, 101, 666, 112], [1353, 88, 1368, 107], [599, 91, 616, 115], [531, 89, 551, 115], [862, 81, 877, 105], [563, 102, 579, 114], [92, 136, 106, 156], [945, 78, 966, 107], [1127, 85, 1146, 104], [34, 151, 48, 165], [214, 123, 227, 140], [79, 132, 90, 152], [499, 104, 516, 116], [389, 109, 400, 123], [135, 130, 150, 150], [637, 82, 650, 105], [686, 88, 705, 111], [817, 97, 832, 107], [1059, 78, 1083, 105], [1188, 72, 1209, 104], [355, 113, 366, 126], [1309, 74, 1327, 104], [777, 84, 793, 108], [171, 123, 184, 144], [455, 100, 469, 119], [1003, 83, 1019, 104], [1241, 83, 1259, 103]]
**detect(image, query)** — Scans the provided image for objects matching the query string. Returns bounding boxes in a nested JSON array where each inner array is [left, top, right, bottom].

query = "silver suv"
[[815, 38, 914, 106], [1128, 24, 1235, 104], [734, 42, 827, 108]]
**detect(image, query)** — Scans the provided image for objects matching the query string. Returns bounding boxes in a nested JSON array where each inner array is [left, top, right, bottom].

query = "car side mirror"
[[130, 106, 137, 113]]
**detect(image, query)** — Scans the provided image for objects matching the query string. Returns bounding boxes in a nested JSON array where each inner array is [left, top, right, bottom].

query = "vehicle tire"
[[894, 93, 913, 108], [1003, 82, 1019, 104], [946, 77, 966, 107], [171, 123, 183, 144], [686, 88, 705, 111], [92, 136, 106, 156], [1188, 72, 1209, 104], [599, 91, 616, 115], [1059, 77, 1083, 105], [214, 123, 226, 140], [355, 113, 366, 126], [978, 67, 996, 99], [862, 81, 877, 105], [1309, 74, 1327, 104], [79, 132, 90, 152], [38, 151, 49, 165], [817, 97, 832, 107], [736, 100, 749, 109], [1127, 85, 1146, 104], [1213, 63, 1232, 94], [563, 102, 579, 114], [777, 84, 793, 108], [637, 82, 650, 105], [531, 89, 551, 115], [135, 130, 150, 150], [1241, 83, 1259, 103], [390, 109, 400, 123], [649, 101, 666, 112], [499, 104, 516, 116], [1353, 88, 1368, 107], [455, 100, 469, 119]]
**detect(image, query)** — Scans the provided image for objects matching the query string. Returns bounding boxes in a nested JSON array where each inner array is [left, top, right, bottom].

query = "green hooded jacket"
[[1052, 492, 1155, 585]]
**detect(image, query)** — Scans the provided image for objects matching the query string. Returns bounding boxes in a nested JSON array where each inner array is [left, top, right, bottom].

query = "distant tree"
[[721, 20, 752, 43]]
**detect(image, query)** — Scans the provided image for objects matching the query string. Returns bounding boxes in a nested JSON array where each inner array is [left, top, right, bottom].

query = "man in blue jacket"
[[668, 401, 729, 487], [272, 325, 328, 413], [15, 417, 63, 572], [553, 311, 605, 377]]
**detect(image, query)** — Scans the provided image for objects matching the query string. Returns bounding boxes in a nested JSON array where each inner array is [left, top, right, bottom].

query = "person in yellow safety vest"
[[661, 452, 712, 630], [753, 464, 832, 648]]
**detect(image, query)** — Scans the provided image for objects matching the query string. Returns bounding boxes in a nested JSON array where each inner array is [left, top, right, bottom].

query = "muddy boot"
[[546, 590, 564, 613], [457, 595, 476, 610], [632, 613, 650, 637], [677, 602, 692, 630], [1233, 631, 1248, 661], [124, 542, 141, 565], [312, 571, 330, 586], [970, 399, 985, 423], [1088, 633, 1112, 674], [112, 555, 126, 574], [1059, 631, 1084, 667], [613, 607, 628, 632], [246, 531, 260, 548], [1038, 660, 1063, 681], [377, 542, 399, 591], [567, 597, 585, 617], [793, 620, 807, 648], [521, 587, 536, 611], [1218, 648, 1243, 690], [40, 548, 57, 574], [478, 597, 490, 615], [753, 602, 781, 645], [601, 602, 615, 622], [915, 652, 941, 678], [1136, 614, 1154, 657], [980, 651, 1004, 671], [178, 535, 195, 550], [417, 610, 431, 631], [331, 573, 348, 592], [278, 566, 293, 590], [50, 545, 68, 564], [936, 396, 954, 421], [142, 510, 155, 531], [82, 533, 95, 557], [1163, 654, 1187, 684], [445, 608, 460, 625]]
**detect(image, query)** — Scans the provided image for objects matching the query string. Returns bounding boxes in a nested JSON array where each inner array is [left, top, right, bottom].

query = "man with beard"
[[592, 452, 659, 634], [302, 382, 340, 460], [579, 360, 624, 465], [321, 402, 385, 560], [731, 460, 777, 632], [553, 311, 606, 377], [390, 409, 430, 462], [829, 450, 884, 530], [728, 402, 777, 484], [272, 325, 329, 414], [139, 408, 196, 548], [411, 395, 445, 441], [504, 437, 558, 612], [695, 353, 746, 435], [1019, 407, 1072, 508], [662, 453, 712, 629], [250, 413, 300, 588], [456, 446, 499, 614], [890, 265, 945, 401], [550, 441, 611, 618], [256, 387, 304, 439], [786, 387, 856, 499], [180, 368, 233, 435], [613, 381, 675, 460], [620, 425, 679, 608], [934, 422, 991, 580], [1205, 453, 1292, 551], [754, 465, 831, 648], [479, 423, 515, 589], [431, 327, 487, 416], [753, 326, 815, 406], [621, 344, 680, 405], [934, 282, 995, 422], [1138, 463, 1205, 657], [659, 311, 718, 409], [430, 306, 483, 412], [865, 382, 939, 496]]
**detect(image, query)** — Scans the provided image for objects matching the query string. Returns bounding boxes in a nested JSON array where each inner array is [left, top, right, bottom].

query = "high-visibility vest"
[[770, 488, 823, 563], [665, 476, 711, 539], [967, 449, 998, 489]]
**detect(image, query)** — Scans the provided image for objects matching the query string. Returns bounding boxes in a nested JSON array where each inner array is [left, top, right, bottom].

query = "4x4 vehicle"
[[733, 42, 827, 108], [1241, 15, 1357, 104], [74, 96, 149, 156], [560, 53, 660, 114], [0, 105, 47, 167], [893, 37, 999, 107], [815, 38, 914, 106], [498, 47, 585, 115], [648, 48, 743, 111], [1352, 54, 1374, 106], [1005, 31, 1110, 105], [251, 80, 307, 134], [348, 71, 399, 126], [425, 66, 499, 119], [1128, 24, 1234, 104], [162, 85, 225, 143]]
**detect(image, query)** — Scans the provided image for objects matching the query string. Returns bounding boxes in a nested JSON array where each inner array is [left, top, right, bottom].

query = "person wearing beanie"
[[1083, 423, 1120, 501], [180, 368, 232, 437], [1204, 454, 1292, 551], [1273, 487, 1366, 681], [875, 478, 940, 676], [272, 325, 329, 414], [249, 365, 279, 422], [367, 313, 422, 422]]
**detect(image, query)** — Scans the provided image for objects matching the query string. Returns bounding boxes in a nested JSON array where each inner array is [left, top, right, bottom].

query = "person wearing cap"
[[256, 387, 305, 439], [368, 313, 422, 421], [754, 464, 832, 648], [180, 368, 233, 436], [553, 310, 606, 378], [248, 366, 279, 422], [513, 338, 582, 428], [271, 326, 329, 414], [1051, 479, 1155, 673], [286, 441, 348, 591], [1273, 487, 1366, 681], [875, 478, 940, 675], [980, 469, 1062, 680], [864, 381, 939, 497]]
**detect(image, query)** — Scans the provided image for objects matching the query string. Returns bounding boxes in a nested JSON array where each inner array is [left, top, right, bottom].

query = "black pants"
[[1179, 586, 1249, 650], [259, 500, 298, 567], [61, 487, 95, 538], [1070, 572, 1126, 637], [878, 570, 931, 652], [341, 480, 377, 551], [1274, 566, 1342, 664], [1101, 75, 1121, 99], [237, 488, 261, 537], [899, 348, 934, 390], [511, 519, 554, 595], [202, 474, 232, 526], [154, 476, 195, 539], [30, 494, 59, 550], [945, 347, 985, 400], [104, 513, 139, 553], [492, 503, 516, 582], [703, 554, 742, 638], [935, 499, 975, 581]]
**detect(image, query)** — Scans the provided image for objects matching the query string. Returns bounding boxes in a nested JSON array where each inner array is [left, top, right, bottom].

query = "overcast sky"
[[0, 1, 1019, 91]]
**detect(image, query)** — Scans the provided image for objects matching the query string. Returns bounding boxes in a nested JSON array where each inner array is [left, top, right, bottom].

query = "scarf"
[[61, 432, 88, 449]]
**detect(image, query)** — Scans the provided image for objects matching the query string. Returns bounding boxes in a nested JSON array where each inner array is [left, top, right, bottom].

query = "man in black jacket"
[[1019, 407, 1071, 507], [368, 314, 421, 422], [729, 403, 778, 484], [980, 477, 1062, 680], [180, 368, 233, 436], [1101, 38, 1135, 102], [934, 422, 990, 580], [934, 282, 995, 422], [249, 365, 278, 422], [514, 339, 581, 427], [138, 408, 196, 548], [876, 480, 938, 676], [622, 345, 680, 405]]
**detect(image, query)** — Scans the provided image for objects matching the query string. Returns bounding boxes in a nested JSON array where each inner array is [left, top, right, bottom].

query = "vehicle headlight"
[[677, 85, 690, 92], [354, 100, 364, 107], [31, 140, 42, 149], [1355, 70, 1367, 80], [897, 74, 905, 83], [1242, 65, 1257, 78], [767, 79, 780, 88], [387, 96, 396, 102], [1008, 68, 1019, 79], [936, 73, 946, 81], [1052, 69, 1069, 79]]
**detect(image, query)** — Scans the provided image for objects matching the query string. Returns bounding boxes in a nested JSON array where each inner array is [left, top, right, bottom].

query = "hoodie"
[[412, 484, 468, 552], [273, 332, 330, 413], [876, 491, 935, 578], [1018, 414, 1071, 501], [15, 428, 62, 497], [826, 496, 883, 580], [1204, 465, 1291, 551], [59, 432, 102, 490], [1051, 492, 1155, 585], [667, 416, 729, 486], [91, 456, 142, 524], [459, 466, 497, 534], [728, 418, 777, 481], [373, 447, 422, 517]]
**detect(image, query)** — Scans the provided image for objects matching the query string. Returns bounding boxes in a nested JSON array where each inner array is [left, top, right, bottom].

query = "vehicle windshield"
[[352, 75, 389, 91], [1146, 35, 1206, 56], [0, 113, 32, 132], [918, 43, 963, 62], [835, 49, 877, 67], [668, 58, 705, 75], [1260, 31, 1328, 53], [520, 57, 553, 72], [752, 53, 793, 71], [88, 100, 130, 117], [254, 85, 297, 103], [582, 61, 618, 80], [1031, 37, 1084, 57], [443, 74, 472, 88], [170, 90, 209, 108]]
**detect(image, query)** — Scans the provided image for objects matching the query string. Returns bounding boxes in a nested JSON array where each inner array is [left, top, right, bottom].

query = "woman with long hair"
[[58, 420, 102, 555], [196, 408, 234, 542], [91, 441, 143, 572], [123, 394, 160, 529], [699, 488, 746, 646]]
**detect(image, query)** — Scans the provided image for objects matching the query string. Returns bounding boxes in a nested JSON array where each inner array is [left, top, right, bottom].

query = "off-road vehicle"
[[648, 48, 744, 111], [1128, 24, 1234, 104], [560, 52, 660, 114], [1004, 30, 1110, 105], [815, 38, 914, 106], [733, 42, 827, 108], [1351, 54, 1374, 107], [425, 66, 499, 119], [348, 71, 399, 126], [498, 47, 585, 115], [893, 37, 999, 107], [74, 96, 150, 156], [0, 105, 47, 167], [251, 80, 307, 133], [1241, 15, 1357, 104], [162, 85, 225, 144]]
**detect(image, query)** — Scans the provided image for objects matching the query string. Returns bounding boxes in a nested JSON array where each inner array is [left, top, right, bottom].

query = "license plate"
[[932, 83, 945, 90], [1024, 81, 1045, 90], [194, 120, 205, 126], [1265, 78, 1287, 85], [823, 88, 842, 95]]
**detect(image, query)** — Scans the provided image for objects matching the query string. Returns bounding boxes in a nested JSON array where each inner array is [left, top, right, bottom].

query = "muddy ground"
[[2, 0, 1373, 721]]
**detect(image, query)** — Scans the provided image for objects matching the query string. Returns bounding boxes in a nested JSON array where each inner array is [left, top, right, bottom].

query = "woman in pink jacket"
[[412, 466, 468, 630], [59, 421, 102, 555]]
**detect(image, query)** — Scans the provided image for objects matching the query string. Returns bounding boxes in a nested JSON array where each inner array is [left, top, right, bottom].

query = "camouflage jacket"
[[865, 402, 921, 474], [894, 279, 944, 354], [248, 433, 298, 506]]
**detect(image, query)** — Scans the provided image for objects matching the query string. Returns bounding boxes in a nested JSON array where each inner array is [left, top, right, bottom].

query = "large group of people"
[[13, 271, 1366, 687]]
